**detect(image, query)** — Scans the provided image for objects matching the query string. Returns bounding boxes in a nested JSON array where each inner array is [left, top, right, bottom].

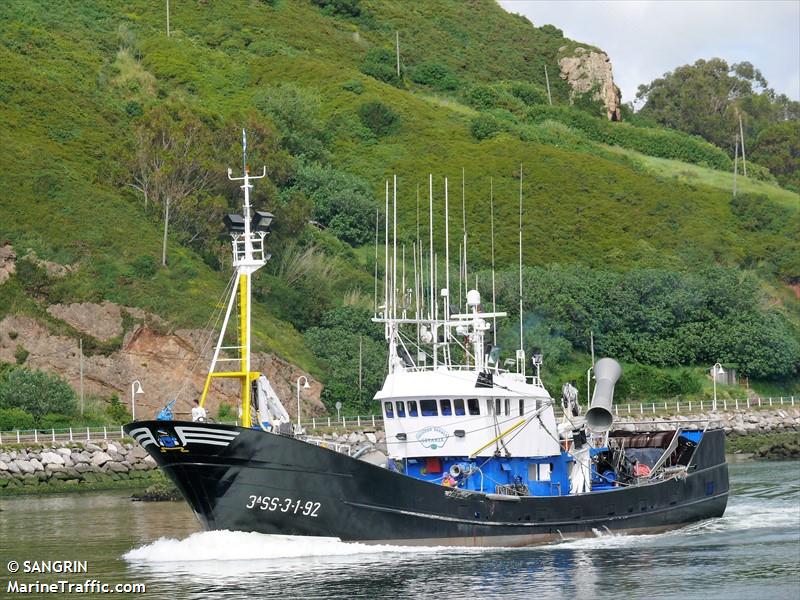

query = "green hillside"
[[0, 0, 797, 412]]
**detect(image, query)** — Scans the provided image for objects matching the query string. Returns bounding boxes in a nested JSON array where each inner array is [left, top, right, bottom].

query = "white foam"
[[124, 530, 481, 564]]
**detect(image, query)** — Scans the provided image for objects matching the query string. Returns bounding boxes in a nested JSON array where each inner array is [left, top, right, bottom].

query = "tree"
[[0, 367, 77, 423], [750, 121, 800, 190], [253, 84, 329, 161], [128, 105, 216, 266], [636, 58, 799, 163]]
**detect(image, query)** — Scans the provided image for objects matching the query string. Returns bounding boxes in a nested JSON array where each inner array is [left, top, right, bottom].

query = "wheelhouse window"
[[420, 399, 438, 416], [504, 399, 510, 416], [454, 399, 465, 416], [467, 398, 480, 415], [486, 399, 493, 414], [407, 400, 419, 417], [440, 399, 452, 416], [495, 399, 501, 414], [384, 402, 394, 418], [396, 401, 406, 418], [519, 399, 525, 416]]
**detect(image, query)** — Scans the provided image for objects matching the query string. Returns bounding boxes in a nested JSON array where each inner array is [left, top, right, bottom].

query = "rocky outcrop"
[[0, 440, 158, 492], [47, 301, 125, 342], [558, 47, 621, 121], [0, 243, 15, 284], [0, 314, 325, 421]]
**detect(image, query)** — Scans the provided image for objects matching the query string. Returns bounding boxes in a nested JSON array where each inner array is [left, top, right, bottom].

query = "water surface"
[[1, 460, 798, 599]]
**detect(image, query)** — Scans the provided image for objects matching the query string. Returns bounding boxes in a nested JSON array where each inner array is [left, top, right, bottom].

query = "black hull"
[[125, 421, 729, 547]]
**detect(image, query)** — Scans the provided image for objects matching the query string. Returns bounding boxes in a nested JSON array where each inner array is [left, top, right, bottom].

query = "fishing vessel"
[[124, 140, 729, 546]]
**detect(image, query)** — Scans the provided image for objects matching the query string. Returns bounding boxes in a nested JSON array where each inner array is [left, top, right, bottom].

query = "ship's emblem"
[[416, 426, 449, 449], [156, 428, 188, 453]]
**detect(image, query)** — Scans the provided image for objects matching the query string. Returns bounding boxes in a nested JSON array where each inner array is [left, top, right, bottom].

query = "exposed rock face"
[[0, 314, 325, 421], [558, 47, 621, 121], [0, 244, 15, 284], [47, 301, 124, 342]]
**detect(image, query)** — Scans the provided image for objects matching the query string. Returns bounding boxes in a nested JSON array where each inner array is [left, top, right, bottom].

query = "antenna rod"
[[429, 174, 434, 323], [393, 175, 398, 322], [384, 180, 389, 330], [490, 178, 497, 346], [402, 244, 406, 319], [518, 165, 524, 357], [374, 208, 379, 315], [462, 167, 467, 299]]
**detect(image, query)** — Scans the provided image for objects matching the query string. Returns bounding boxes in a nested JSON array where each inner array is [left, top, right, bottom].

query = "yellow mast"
[[198, 130, 270, 427]]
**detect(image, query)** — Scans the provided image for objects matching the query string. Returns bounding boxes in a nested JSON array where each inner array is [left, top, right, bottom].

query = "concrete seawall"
[[1, 408, 797, 494]]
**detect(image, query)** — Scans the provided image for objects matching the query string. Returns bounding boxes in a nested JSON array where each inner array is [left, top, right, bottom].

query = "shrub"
[[342, 79, 364, 94], [14, 344, 28, 365], [361, 48, 402, 87], [526, 106, 732, 170], [409, 61, 459, 91], [0, 367, 77, 422], [218, 403, 235, 420], [311, 0, 361, 17], [470, 114, 500, 141], [253, 84, 328, 160], [106, 394, 130, 423], [285, 161, 376, 246], [0, 407, 35, 430], [506, 81, 548, 106], [132, 254, 158, 278], [357, 100, 400, 136]]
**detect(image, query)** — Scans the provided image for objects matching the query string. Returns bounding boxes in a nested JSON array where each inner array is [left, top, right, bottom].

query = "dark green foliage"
[[750, 121, 800, 190], [361, 48, 402, 87], [342, 79, 365, 94], [13, 344, 28, 365], [410, 61, 459, 91], [218, 403, 235, 419], [106, 394, 130, 423], [0, 407, 35, 430], [311, 0, 361, 17], [285, 161, 375, 246], [494, 266, 800, 379], [253, 84, 329, 160], [526, 106, 732, 169], [506, 81, 548, 106], [614, 365, 702, 401], [131, 254, 158, 278], [636, 58, 800, 168], [357, 100, 400, 137], [304, 306, 386, 413], [0, 367, 78, 422], [14, 257, 51, 297], [572, 87, 606, 118], [470, 114, 501, 141]]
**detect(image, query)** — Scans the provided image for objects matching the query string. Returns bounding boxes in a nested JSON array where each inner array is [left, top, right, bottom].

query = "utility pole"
[[395, 31, 400, 78], [79, 338, 84, 415], [358, 335, 363, 403], [544, 65, 552, 105], [162, 197, 170, 266], [733, 135, 739, 197], [738, 114, 747, 177], [166, 0, 171, 37]]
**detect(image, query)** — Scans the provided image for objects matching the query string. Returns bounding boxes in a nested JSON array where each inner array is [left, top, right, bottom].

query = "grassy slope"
[[0, 0, 796, 385]]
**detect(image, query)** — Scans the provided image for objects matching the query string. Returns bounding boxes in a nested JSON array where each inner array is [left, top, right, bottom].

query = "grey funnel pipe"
[[585, 358, 622, 432]]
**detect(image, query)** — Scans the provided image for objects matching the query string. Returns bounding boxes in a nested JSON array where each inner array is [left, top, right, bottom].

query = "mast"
[[199, 130, 269, 427], [429, 174, 436, 367], [518, 164, 525, 376], [490, 178, 497, 346]]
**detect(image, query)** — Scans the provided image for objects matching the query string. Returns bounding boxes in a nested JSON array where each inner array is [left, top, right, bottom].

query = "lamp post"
[[711, 363, 725, 412], [296, 376, 310, 430], [131, 380, 144, 421]]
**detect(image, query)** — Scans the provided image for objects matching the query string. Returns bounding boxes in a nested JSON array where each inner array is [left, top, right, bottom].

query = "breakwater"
[[1, 408, 797, 494], [0, 440, 159, 494]]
